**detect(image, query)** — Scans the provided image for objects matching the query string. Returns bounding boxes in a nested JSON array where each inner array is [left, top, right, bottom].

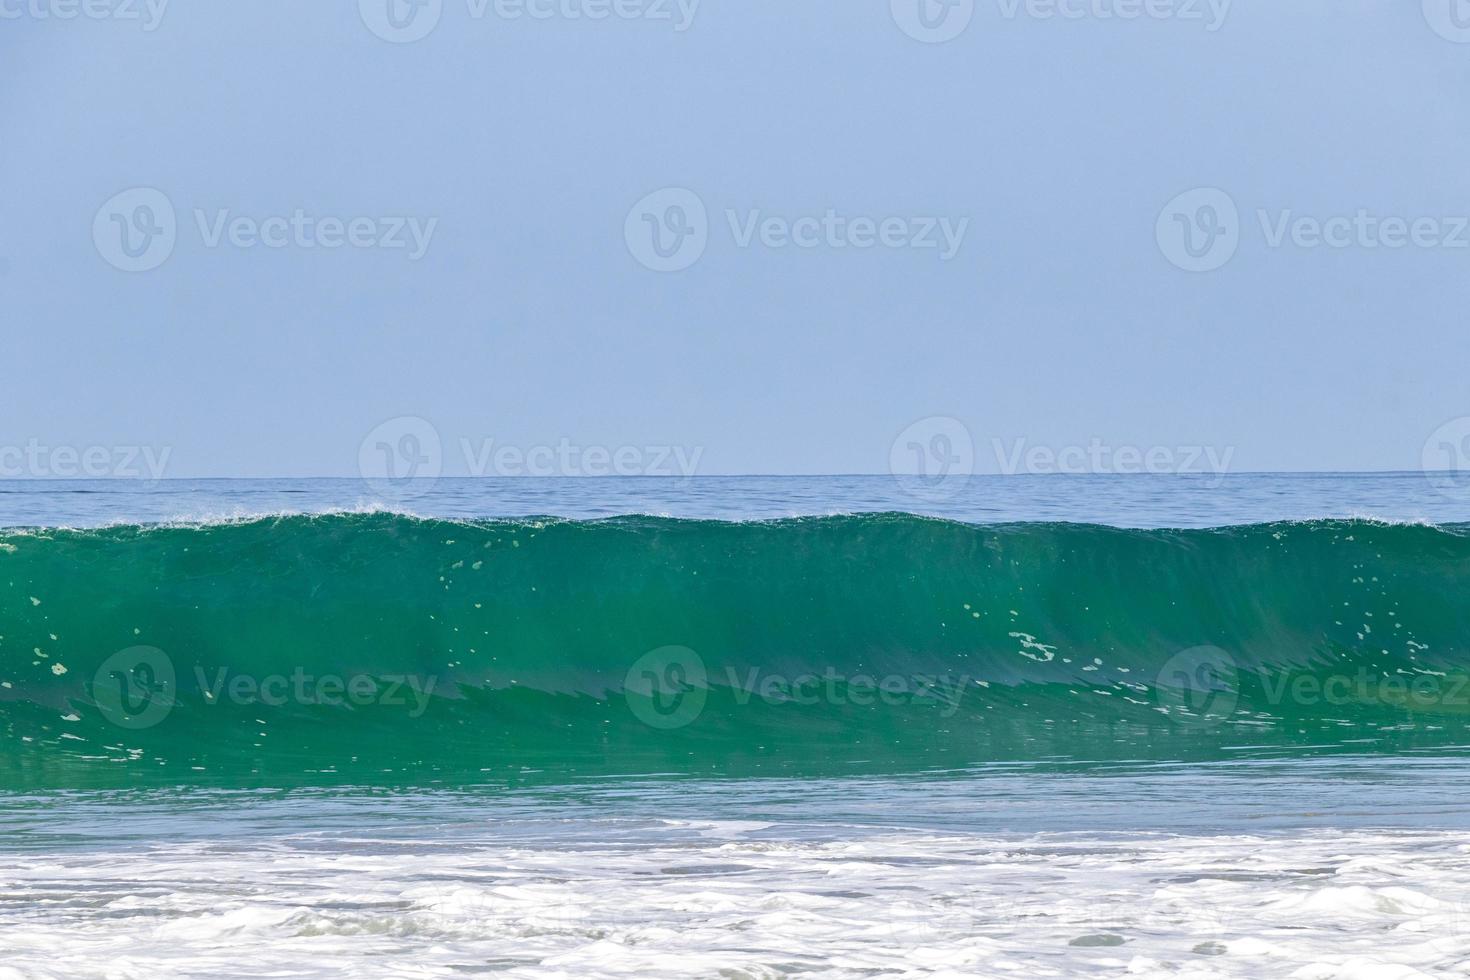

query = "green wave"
[[2, 513, 1469, 788]]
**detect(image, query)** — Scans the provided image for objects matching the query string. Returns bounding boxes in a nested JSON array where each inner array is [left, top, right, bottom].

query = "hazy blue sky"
[[2, 0, 1468, 478]]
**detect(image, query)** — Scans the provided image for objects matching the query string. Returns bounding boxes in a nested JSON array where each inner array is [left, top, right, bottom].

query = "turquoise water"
[[6, 511, 1470, 788], [3, 475, 1469, 977]]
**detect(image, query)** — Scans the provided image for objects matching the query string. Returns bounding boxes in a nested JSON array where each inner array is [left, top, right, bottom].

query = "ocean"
[[2, 474, 1469, 978]]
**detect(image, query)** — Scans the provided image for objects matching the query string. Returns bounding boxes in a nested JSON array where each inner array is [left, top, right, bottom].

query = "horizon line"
[[0, 470, 1455, 482]]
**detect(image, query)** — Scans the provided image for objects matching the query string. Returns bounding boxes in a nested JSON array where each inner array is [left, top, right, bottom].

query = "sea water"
[[1, 475, 1468, 978]]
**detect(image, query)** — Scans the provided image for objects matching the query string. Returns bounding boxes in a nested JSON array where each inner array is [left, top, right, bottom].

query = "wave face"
[[3, 513, 1469, 788]]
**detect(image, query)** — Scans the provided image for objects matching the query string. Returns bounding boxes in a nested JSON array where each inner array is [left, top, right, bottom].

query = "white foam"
[[1, 818, 1467, 978]]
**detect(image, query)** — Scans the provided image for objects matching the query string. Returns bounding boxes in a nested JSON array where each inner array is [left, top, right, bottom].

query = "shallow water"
[[3, 764, 1469, 978]]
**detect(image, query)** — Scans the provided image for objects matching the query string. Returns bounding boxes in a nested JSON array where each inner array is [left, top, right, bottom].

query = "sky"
[[2, 0, 1469, 479]]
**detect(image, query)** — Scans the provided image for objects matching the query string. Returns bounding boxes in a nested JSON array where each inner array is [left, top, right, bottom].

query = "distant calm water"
[[3, 475, 1469, 978], [1, 471, 1467, 527]]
